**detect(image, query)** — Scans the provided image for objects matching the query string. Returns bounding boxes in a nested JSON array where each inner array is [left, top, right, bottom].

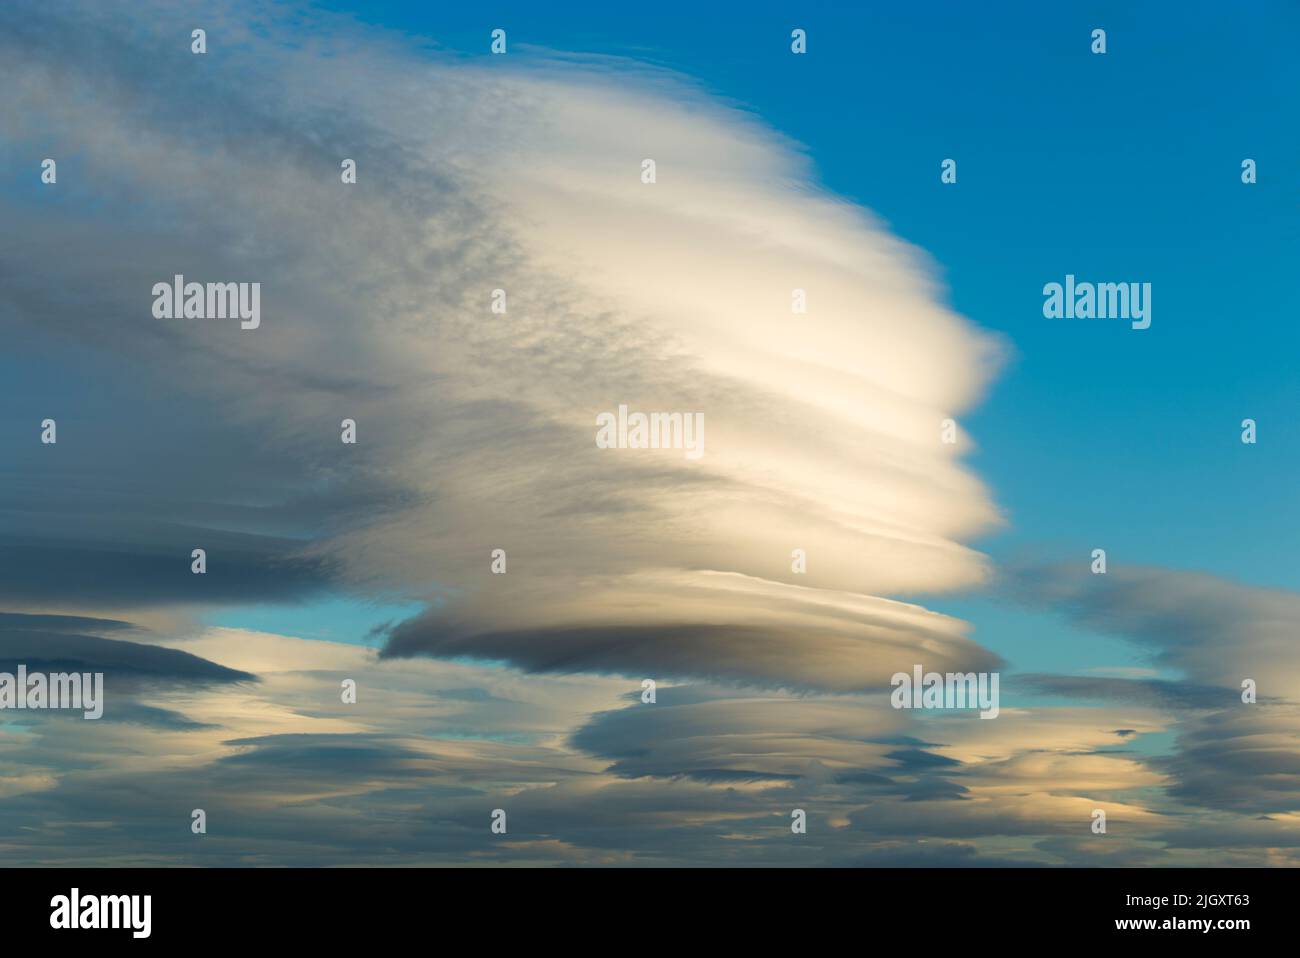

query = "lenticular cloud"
[[0, 0, 1005, 690]]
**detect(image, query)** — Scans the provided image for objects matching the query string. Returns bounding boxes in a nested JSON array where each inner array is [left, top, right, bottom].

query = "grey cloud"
[[1008, 562, 1300, 692], [0, 612, 136, 634], [1018, 673, 1232, 710], [1156, 707, 1300, 815], [384, 619, 999, 692], [0, 534, 339, 610], [1009, 562, 1300, 818], [100, 702, 218, 731], [570, 687, 973, 807], [0, 614, 253, 684], [381, 584, 1005, 692]]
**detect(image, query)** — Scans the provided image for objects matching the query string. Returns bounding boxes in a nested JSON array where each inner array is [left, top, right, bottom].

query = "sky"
[[0, 0, 1298, 866]]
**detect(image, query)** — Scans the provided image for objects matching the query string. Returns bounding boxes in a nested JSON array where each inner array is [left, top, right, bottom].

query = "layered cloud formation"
[[2, 0, 1006, 689]]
